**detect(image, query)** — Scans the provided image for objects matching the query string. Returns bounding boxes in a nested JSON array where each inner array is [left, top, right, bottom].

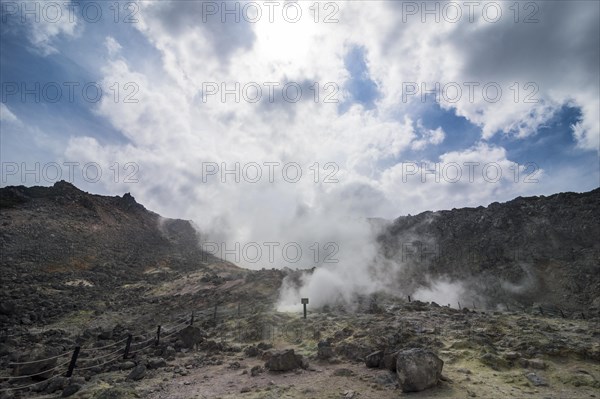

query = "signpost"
[[301, 298, 309, 319]]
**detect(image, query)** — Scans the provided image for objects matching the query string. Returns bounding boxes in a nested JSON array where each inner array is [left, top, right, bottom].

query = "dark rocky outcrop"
[[378, 188, 600, 311]]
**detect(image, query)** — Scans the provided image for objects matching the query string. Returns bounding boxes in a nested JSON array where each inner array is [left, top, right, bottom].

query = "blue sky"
[[1, 1, 599, 227]]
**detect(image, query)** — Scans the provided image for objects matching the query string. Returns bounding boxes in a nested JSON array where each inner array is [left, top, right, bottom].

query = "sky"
[[1, 1, 599, 274]]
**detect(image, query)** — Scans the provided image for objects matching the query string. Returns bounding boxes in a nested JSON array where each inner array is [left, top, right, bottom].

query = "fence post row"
[[3, 303, 594, 392]]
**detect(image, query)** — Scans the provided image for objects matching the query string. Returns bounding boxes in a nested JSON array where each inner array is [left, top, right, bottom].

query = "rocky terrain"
[[0, 182, 599, 398], [378, 188, 600, 312]]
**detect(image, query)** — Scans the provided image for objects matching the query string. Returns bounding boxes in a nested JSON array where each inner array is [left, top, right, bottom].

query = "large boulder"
[[178, 326, 203, 348], [396, 348, 443, 392], [264, 349, 301, 371]]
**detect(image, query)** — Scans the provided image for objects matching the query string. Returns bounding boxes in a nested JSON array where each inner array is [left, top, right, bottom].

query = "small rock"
[[527, 359, 547, 370], [45, 377, 67, 394], [343, 390, 357, 398], [165, 346, 176, 358], [148, 357, 167, 369], [317, 340, 334, 360], [526, 372, 548, 387], [121, 361, 136, 370], [245, 345, 260, 357], [365, 350, 383, 368], [332, 368, 354, 377], [127, 364, 146, 381], [61, 384, 80, 397], [97, 328, 113, 340], [479, 353, 507, 370]]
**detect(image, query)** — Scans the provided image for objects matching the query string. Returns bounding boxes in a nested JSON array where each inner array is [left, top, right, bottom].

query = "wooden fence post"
[[66, 346, 80, 377], [123, 334, 133, 359]]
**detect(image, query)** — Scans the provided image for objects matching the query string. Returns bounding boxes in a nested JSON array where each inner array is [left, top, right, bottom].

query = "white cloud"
[[342, 1, 599, 150], [23, 2, 79, 55], [104, 36, 122, 57], [0, 104, 19, 124], [411, 122, 445, 150], [60, 0, 596, 282]]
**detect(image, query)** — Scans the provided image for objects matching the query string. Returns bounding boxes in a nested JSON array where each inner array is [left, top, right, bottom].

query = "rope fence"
[[7, 350, 71, 366], [0, 299, 595, 393], [84, 336, 129, 353], [0, 307, 199, 393]]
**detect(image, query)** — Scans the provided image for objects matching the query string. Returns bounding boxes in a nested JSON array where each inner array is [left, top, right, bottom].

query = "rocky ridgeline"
[[0, 181, 231, 331], [378, 188, 600, 312]]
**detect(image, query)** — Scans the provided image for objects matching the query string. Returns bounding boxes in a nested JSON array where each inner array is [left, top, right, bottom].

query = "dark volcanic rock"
[[178, 326, 203, 349], [383, 350, 399, 372], [127, 364, 146, 381], [317, 340, 334, 360], [365, 350, 384, 368], [61, 384, 81, 397], [378, 188, 600, 310], [396, 348, 443, 393], [264, 349, 301, 371]]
